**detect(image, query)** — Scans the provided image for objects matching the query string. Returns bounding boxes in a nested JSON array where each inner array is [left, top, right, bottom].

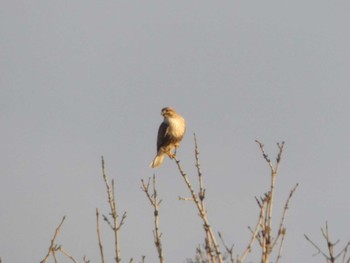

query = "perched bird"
[[150, 107, 186, 168]]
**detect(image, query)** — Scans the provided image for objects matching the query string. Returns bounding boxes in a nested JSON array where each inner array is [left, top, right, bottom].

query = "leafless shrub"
[[35, 136, 350, 263], [173, 137, 298, 263]]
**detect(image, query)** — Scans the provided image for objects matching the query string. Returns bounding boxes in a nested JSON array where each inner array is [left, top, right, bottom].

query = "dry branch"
[[194, 134, 213, 261], [57, 246, 78, 263], [218, 232, 234, 263], [253, 140, 297, 263], [272, 183, 299, 250], [101, 156, 126, 263], [305, 222, 350, 263], [40, 216, 66, 263], [174, 134, 223, 263], [238, 198, 267, 263], [141, 175, 165, 263], [96, 208, 105, 263]]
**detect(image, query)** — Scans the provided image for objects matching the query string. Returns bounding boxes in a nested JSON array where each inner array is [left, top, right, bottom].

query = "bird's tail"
[[149, 154, 165, 168]]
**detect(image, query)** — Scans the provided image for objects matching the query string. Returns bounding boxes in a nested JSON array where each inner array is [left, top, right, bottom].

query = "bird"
[[150, 107, 186, 168]]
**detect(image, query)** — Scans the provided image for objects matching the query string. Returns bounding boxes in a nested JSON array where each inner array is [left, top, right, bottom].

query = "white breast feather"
[[168, 117, 185, 138]]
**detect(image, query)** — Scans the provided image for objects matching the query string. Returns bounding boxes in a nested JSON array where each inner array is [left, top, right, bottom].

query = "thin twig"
[[40, 216, 66, 263], [304, 234, 330, 259], [255, 141, 288, 263], [52, 247, 58, 263], [305, 222, 350, 263], [178, 196, 194, 201], [173, 153, 223, 263], [194, 133, 215, 262], [239, 198, 267, 263], [341, 242, 350, 263], [101, 156, 125, 263], [218, 232, 234, 263], [96, 208, 105, 263], [141, 175, 164, 263], [275, 229, 286, 263], [272, 183, 299, 249], [57, 246, 78, 263]]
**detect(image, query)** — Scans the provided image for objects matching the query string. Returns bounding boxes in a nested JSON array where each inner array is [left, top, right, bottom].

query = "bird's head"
[[161, 107, 177, 118]]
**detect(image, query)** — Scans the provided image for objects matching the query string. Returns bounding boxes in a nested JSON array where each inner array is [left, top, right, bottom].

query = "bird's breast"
[[167, 117, 186, 138]]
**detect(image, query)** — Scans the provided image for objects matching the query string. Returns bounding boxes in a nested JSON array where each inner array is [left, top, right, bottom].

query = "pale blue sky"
[[1, 1, 350, 262]]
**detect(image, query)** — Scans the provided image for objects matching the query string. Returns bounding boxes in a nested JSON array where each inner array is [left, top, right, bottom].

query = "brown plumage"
[[150, 107, 186, 168]]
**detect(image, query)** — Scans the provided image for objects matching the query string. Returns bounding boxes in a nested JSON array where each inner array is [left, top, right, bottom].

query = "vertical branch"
[[40, 216, 66, 263], [101, 156, 126, 263], [322, 222, 335, 262], [174, 136, 223, 263], [141, 175, 165, 263], [96, 208, 105, 263], [255, 141, 290, 263], [194, 133, 215, 262], [152, 175, 164, 263], [194, 134, 205, 205]]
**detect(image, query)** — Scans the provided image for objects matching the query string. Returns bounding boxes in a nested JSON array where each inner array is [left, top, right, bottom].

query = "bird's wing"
[[157, 122, 170, 151]]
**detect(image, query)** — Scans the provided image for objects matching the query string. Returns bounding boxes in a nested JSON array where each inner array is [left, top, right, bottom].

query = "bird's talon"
[[167, 153, 176, 159]]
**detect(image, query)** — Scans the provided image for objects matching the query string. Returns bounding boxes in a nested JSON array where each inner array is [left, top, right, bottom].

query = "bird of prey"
[[150, 107, 186, 168]]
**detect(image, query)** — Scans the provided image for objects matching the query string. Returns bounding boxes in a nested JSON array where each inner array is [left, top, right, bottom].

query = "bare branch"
[[40, 216, 66, 263], [254, 141, 292, 263], [194, 133, 205, 203], [218, 232, 234, 263], [239, 198, 267, 263], [305, 222, 350, 263], [193, 133, 214, 262], [304, 234, 330, 259], [340, 242, 350, 263], [118, 212, 127, 231], [255, 140, 273, 169], [57, 246, 78, 263], [174, 147, 223, 263], [275, 141, 285, 173], [272, 183, 299, 249], [101, 156, 124, 263], [275, 228, 286, 263], [141, 175, 164, 263], [178, 196, 194, 201], [96, 208, 105, 263]]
